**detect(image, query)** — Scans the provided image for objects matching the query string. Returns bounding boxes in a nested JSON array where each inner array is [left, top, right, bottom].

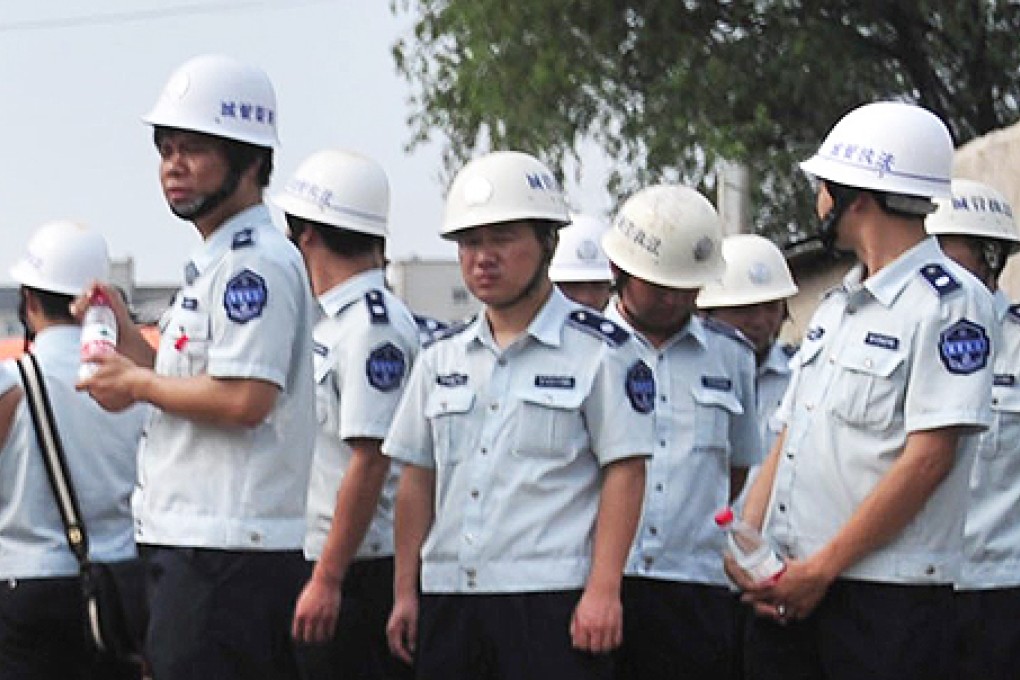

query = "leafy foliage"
[[392, 1, 1020, 244]]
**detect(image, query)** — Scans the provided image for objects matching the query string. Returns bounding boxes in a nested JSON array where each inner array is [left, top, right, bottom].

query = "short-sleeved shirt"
[[606, 307, 762, 585], [134, 204, 317, 551], [0, 326, 148, 578], [765, 237, 995, 584], [960, 289, 1020, 590], [382, 288, 655, 594], [304, 269, 420, 562]]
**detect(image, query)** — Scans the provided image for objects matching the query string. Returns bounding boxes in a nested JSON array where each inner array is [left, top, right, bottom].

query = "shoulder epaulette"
[[414, 314, 449, 335], [919, 263, 961, 298], [1008, 304, 1020, 324], [231, 227, 256, 250], [424, 316, 473, 348], [364, 289, 389, 324], [566, 309, 630, 347], [781, 342, 799, 358], [702, 317, 754, 352]]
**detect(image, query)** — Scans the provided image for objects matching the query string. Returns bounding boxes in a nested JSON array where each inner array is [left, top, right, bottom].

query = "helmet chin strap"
[[18, 292, 34, 353], [818, 183, 859, 254], [169, 168, 241, 221]]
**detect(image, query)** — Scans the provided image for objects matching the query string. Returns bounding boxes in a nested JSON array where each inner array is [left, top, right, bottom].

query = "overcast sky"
[[0, 1, 462, 285]]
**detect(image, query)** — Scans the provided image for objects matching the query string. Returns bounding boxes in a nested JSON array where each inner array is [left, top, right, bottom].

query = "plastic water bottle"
[[78, 289, 117, 381], [714, 506, 786, 584]]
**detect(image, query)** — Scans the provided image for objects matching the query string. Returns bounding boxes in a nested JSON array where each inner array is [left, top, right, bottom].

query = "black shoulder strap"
[[15, 354, 90, 566]]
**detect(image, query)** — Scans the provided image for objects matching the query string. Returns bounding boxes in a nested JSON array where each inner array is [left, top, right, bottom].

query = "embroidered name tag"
[[437, 373, 468, 387], [535, 375, 575, 389], [864, 332, 899, 350], [994, 374, 1016, 387], [701, 376, 732, 391]]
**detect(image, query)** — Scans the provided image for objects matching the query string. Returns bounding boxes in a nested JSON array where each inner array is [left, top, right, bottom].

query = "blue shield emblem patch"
[[366, 342, 406, 392], [625, 360, 655, 414], [223, 269, 267, 324], [939, 319, 989, 375]]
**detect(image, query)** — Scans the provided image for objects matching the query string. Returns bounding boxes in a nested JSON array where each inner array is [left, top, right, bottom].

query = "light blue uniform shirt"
[[383, 288, 655, 594], [134, 205, 317, 550], [765, 238, 995, 584], [606, 308, 762, 585], [960, 290, 1020, 589], [304, 269, 420, 561], [0, 326, 148, 578]]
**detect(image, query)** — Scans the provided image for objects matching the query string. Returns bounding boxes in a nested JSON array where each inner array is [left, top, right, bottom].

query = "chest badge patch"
[[939, 319, 990, 375], [625, 360, 656, 414], [366, 342, 406, 392], [223, 269, 267, 324]]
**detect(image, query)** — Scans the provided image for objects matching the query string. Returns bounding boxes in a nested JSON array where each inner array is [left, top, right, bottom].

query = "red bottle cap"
[[714, 507, 735, 527]]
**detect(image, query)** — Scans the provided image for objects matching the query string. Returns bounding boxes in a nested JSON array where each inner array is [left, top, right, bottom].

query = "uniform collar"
[[30, 325, 79, 353], [850, 236, 943, 308], [184, 204, 271, 284], [993, 288, 1011, 322], [604, 300, 705, 350], [318, 269, 387, 318], [760, 341, 792, 377], [466, 287, 571, 350]]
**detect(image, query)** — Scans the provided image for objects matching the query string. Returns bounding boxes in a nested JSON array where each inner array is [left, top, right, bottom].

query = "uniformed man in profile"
[[78, 54, 317, 680]]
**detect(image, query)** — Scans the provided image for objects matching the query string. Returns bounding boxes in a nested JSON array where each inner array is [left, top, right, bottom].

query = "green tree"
[[391, 0, 1020, 244]]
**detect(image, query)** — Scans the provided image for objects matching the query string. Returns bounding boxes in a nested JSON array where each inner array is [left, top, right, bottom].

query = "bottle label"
[[749, 554, 786, 584]]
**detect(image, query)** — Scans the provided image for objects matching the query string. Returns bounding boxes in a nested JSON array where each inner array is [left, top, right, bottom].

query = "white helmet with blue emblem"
[[10, 220, 110, 296], [549, 214, 613, 283], [143, 54, 279, 148], [441, 151, 570, 238], [602, 184, 725, 289], [697, 234, 798, 308], [925, 178, 1020, 247], [272, 149, 390, 237], [799, 101, 952, 203]]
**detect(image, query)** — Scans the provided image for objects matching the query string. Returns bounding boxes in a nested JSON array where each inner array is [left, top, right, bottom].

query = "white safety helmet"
[[441, 151, 570, 238], [925, 178, 1020, 246], [10, 220, 110, 296], [697, 234, 798, 308], [549, 214, 613, 283], [800, 101, 952, 200], [602, 184, 725, 289], [272, 149, 389, 237], [143, 54, 279, 148]]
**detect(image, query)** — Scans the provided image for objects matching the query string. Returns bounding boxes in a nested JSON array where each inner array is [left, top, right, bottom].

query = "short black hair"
[[286, 215, 384, 258], [24, 287, 74, 323]]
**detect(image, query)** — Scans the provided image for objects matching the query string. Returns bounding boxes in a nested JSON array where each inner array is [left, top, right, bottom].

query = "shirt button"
[[643, 556, 654, 568], [481, 447, 488, 455], [786, 452, 794, 460], [659, 395, 667, 403], [924, 565, 935, 576], [466, 568, 477, 578], [805, 403, 814, 411], [497, 358, 507, 367], [992, 398, 999, 406], [471, 489, 480, 499], [659, 440, 667, 447], [649, 526, 658, 536], [778, 504, 787, 513], [468, 580, 477, 589], [490, 403, 499, 411], [655, 483, 664, 492], [250, 532, 262, 544]]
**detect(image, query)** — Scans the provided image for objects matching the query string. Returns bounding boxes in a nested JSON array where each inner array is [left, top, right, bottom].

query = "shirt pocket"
[[691, 386, 744, 452], [424, 387, 475, 465], [514, 388, 585, 459], [160, 309, 211, 377], [830, 345, 905, 430], [983, 387, 1020, 460]]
